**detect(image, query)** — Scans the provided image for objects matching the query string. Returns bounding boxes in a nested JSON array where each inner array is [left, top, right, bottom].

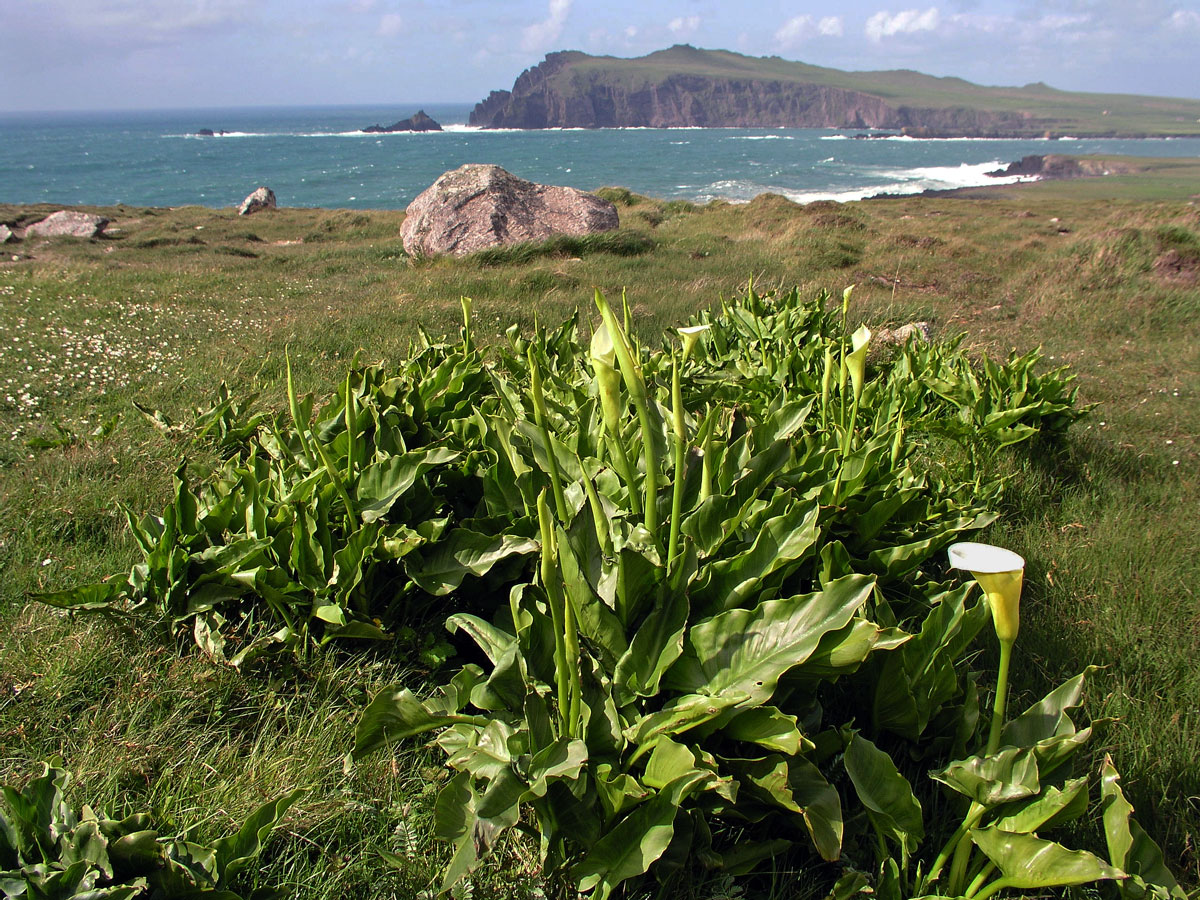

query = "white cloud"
[[378, 13, 404, 37], [776, 13, 844, 47], [625, 25, 638, 39], [1168, 9, 1200, 29], [521, 0, 572, 52], [775, 15, 813, 46], [668, 15, 701, 35], [865, 7, 941, 41], [818, 16, 844, 36]]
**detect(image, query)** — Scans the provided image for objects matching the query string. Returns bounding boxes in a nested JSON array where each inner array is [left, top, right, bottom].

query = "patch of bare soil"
[[1153, 249, 1199, 284]]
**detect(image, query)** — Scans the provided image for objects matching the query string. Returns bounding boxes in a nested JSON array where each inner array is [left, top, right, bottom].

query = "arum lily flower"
[[948, 541, 1024, 643], [846, 324, 873, 404], [677, 324, 711, 364]]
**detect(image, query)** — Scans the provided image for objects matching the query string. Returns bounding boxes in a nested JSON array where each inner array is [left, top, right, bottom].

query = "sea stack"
[[361, 110, 443, 133]]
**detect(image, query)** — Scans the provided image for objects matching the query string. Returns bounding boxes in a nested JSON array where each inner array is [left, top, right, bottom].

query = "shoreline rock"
[[25, 211, 109, 239], [362, 110, 442, 133], [238, 187, 277, 216]]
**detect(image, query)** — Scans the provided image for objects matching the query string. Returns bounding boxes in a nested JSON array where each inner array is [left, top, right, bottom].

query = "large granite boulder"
[[0, 224, 15, 244], [401, 164, 619, 257], [239, 187, 276, 216], [25, 211, 109, 239]]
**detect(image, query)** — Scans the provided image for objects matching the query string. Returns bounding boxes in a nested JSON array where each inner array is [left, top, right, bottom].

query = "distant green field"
[[556, 45, 1200, 136]]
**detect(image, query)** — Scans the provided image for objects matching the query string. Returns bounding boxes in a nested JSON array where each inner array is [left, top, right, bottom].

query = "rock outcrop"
[[0, 224, 16, 244], [195, 129, 230, 136], [239, 187, 276, 216], [362, 110, 443, 133], [25, 211, 109, 239], [987, 154, 1139, 179], [400, 164, 619, 258]]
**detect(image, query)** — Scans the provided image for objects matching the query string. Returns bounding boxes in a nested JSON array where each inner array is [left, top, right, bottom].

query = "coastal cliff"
[[469, 46, 1200, 137]]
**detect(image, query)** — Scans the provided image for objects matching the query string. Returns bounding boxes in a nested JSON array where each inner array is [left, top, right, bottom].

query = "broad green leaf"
[[844, 732, 923, 855], [932, 746, 1040, 806], [788, 756, 843, 862], [992, 777, 1088, 834], [874, 584, 983, 740], [624, 691, 749, 748], [445, 614, 515, 664], [355, 446, 461, 523], [723, 706, 811, 756], [613, 589, 689, 705], [690, 501, 820, 613], [33, 581, 124, 610], [354, 688, 474, 758], [1001, 667, 1095, 748], [406, 528, 539, 596], [668, 573, 874, 704], [971, 826, 1125, 888], [572, 786, 683, 898], [212, 788, 304, 885], [1101, 756, 1187, 900]]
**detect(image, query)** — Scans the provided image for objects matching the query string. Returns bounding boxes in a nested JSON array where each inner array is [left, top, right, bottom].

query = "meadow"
[[0, 164, 1197, 898]]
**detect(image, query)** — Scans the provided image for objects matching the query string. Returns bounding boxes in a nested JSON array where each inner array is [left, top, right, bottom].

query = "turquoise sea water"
[[3, 103, 1200, 210]]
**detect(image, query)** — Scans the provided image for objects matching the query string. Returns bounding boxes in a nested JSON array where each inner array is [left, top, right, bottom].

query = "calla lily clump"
[[45, 283, 1161, 900]]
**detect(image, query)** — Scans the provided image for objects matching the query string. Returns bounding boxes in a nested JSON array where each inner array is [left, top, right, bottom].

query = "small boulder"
[[239, 187, 276, 216], [25, 211, 109, 239], [401, 164, 619, 258], [875, 322, 932, 346], [0, 224, 15, 244]]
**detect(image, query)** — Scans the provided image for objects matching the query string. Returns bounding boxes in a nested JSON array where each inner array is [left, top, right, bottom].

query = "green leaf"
[[690, 501, 820, 613], [992, 777, 1088, 834], [932, 746, 1040, 806], [844, 732, 923, 856], [571, 788, 681, 898], [971, 826, 1125, 888], [354, 687, 471, 758], [33, 581, 124, 611], [723, 706, 812, 756], [613, 589, 689, 705], [1101, 756, 1187, 900], [1001, 667, 1095, 748], [788, 756, 843, 862], [624, 691, 750, 749], [212, 788, 304, 885], [406, 528, 539, 596], [355, 446, 461, 523], [668, 573, 874, 704]]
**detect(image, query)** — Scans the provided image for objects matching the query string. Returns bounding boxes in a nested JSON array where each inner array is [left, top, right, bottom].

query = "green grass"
[[1, 168, 1198, 895]]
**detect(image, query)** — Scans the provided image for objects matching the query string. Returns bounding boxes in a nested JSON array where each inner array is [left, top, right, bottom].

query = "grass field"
[[0, 164, 1197, 897]]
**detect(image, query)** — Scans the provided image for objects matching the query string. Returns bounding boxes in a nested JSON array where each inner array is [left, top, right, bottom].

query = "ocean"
[[3, 103, 1200, 210]]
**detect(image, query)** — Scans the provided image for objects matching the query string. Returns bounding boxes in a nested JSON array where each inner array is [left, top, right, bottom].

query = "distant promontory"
[[469, 45, 1200, 138]]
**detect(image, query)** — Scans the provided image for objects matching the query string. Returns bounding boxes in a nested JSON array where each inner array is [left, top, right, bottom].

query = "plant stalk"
[[986, 638, 1015, 756], [529, 348, 570, 523], [667, 358, 687, 573]]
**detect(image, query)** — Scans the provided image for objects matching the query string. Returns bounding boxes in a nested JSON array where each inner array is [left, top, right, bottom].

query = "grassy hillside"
[[0, 168, 1197, 895], [550, 44, 1200, 136]]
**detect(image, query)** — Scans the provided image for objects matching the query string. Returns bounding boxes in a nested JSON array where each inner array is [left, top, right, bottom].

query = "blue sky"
[[2, 0, 1198, 112]]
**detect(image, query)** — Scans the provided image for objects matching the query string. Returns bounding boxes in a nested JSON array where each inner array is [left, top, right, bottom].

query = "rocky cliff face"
[[469, 53, 1039, 135]]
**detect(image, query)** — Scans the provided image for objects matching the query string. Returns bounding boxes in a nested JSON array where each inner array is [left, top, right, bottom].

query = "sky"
[[2, 0, 1198, 112]]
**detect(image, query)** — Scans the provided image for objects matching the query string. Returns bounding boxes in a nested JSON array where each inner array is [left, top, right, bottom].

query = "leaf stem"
[[667, 358, 686, 574], [970, 876, 1014, 900], [529, 349, 570, 523], [987, 638, 1015, 757]]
